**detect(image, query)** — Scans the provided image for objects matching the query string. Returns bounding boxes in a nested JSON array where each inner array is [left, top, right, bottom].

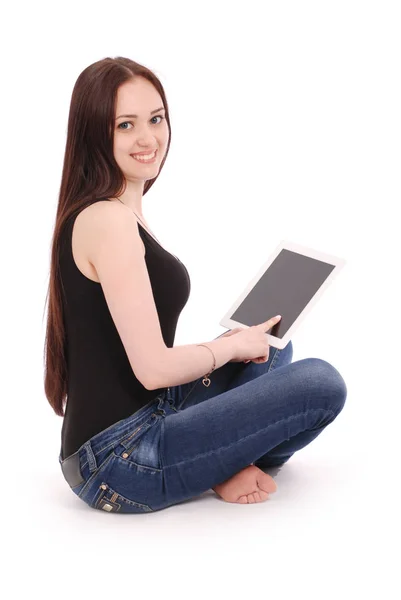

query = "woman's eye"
[[118, 115, 165, 130]]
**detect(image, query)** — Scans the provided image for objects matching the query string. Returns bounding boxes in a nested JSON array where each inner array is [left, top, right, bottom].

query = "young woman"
[[44, 56, 347, 513]]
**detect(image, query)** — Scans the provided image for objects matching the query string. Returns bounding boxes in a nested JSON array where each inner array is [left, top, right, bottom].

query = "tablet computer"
[[219, 240, 346, 350]]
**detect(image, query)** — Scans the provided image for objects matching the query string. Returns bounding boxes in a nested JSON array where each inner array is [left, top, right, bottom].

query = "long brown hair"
[[43, 57, 172, 417]]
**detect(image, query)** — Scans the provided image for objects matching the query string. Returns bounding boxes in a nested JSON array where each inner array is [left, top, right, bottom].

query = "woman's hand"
[[219, 328, 264, 364]]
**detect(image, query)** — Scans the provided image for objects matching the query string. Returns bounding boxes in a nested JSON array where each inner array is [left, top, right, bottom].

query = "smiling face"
[[113, 77, 170, 184]]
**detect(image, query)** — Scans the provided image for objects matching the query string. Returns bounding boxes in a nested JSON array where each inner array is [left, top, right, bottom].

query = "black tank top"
[[59, 200, 191, 459]]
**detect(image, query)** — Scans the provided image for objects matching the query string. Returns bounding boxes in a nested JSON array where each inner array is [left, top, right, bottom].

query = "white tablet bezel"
[[219, 239, 346, 350]]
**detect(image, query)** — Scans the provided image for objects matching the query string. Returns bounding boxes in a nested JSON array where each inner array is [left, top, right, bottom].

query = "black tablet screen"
[[231, 249, 336, 339]]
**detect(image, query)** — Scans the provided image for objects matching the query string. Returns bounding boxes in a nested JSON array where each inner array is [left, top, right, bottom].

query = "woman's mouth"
[[131, 149, 158, 164]]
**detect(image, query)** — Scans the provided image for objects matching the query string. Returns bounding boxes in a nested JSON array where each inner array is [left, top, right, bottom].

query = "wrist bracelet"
[[196, 344, 216, 387]]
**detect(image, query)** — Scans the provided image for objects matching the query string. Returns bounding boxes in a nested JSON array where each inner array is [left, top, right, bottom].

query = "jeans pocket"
[[91, 481, 153, 513]]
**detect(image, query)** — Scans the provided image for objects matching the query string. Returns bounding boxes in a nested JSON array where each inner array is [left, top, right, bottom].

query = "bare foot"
[[212, 464, 278, 504]]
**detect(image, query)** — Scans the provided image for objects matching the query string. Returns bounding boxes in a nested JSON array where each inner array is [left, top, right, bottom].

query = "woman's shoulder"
[[76, 198, 129, 224], [76, 199, 145, 259]]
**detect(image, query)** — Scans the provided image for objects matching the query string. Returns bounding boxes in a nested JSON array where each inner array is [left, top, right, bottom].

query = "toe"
[[257, 472, 278, 494]]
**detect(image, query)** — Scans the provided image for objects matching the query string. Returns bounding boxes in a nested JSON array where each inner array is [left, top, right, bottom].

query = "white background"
[[1, 0, 400, 598]]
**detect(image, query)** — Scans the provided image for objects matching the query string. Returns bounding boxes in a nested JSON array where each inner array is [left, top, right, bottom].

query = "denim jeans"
[[58, 338, 347, 513]]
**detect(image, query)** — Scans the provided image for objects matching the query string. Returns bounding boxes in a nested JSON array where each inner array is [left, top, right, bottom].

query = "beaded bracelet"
[[196, 344, 216, 387]]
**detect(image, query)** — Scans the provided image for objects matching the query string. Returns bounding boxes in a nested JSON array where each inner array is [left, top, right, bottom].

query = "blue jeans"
[[58, 338, 347, 513]]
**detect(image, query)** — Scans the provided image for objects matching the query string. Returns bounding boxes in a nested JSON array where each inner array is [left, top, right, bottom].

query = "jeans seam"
[[266, 348, 281, 373], [178, 378, 202, 411], [165, 409, 336, 469]]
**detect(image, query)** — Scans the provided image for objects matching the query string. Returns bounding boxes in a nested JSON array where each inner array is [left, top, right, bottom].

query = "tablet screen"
[[230, 249, 336, 339]]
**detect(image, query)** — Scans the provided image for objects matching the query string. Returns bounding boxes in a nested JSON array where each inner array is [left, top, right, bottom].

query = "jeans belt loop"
[[83, 441, 97, 473], [157, 391, 167, 413]]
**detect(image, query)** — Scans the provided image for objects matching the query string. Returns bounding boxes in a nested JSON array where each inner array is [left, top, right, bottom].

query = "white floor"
[[5, 379, 398, 600]]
